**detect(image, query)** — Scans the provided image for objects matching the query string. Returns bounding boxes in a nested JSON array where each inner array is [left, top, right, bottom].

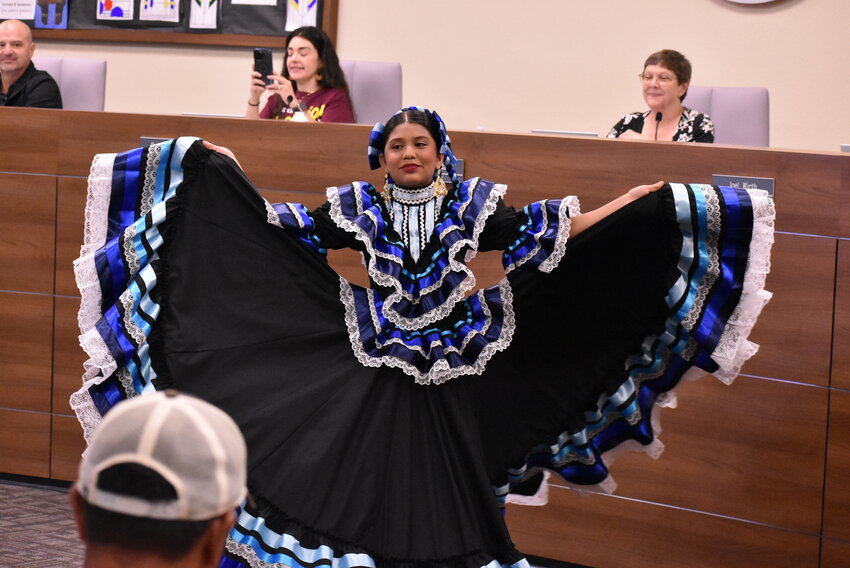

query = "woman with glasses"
[[607, 49, 715, 143]]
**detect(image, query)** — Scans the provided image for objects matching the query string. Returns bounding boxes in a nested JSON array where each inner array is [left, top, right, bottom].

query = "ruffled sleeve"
[[501, 196, 581, 274]]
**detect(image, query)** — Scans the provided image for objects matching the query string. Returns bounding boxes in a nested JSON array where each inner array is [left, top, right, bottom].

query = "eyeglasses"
[[638, 73, 677, 84]]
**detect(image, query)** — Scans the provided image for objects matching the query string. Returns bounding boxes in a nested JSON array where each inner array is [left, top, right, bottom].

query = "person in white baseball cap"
[[69, 389, 248, 568]]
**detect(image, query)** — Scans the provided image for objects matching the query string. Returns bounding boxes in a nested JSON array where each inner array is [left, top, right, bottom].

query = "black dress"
[[607, 108, 715, 143], [71, 138, 774, 568]]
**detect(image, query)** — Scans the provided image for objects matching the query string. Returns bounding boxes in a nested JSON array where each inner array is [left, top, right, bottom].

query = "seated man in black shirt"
[[0, 19, 62, 108]]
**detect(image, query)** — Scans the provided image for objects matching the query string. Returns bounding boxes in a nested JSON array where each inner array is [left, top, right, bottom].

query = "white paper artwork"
[[285, 0, 317, 30], [140, 0, 179, 22], [0, 0, 36, 20], [189, 0, 218, 28], [231, 0, 275, 7], [96, 0, 133, 20]]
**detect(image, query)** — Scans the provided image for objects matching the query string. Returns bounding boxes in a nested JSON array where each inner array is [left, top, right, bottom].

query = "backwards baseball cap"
[[76, 390, 247, 521]]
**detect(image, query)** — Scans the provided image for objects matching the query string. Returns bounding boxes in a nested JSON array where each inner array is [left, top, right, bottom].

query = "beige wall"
[[34, 0, 850, 152]]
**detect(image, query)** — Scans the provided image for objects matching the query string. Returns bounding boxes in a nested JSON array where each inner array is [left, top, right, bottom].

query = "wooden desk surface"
[[3, 107, 849, 237]]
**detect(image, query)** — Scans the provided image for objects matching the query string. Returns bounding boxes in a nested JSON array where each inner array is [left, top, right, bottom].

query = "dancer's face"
[[380, 122, 444, 188]]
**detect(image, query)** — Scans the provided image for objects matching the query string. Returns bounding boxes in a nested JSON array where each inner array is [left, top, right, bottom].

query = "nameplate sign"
[[711, 174, 775, 198], [140, 137, 170, 147]]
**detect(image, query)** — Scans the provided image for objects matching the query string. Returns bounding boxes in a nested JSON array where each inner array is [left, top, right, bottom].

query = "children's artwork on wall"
[[231, 0, 274, 6], [65, 0, 317, 37], [189, 0, 218, 29], [0, 0, 36, 19], [34, 0, 68, 28], [96, 0, 133, 20], [285, 0, 316, 29], [140, 0, 179, 22]]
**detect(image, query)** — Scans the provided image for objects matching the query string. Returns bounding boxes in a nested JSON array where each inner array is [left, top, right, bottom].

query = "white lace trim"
[[121, 224, 142, 282], [72, 154, 121, 441], [264, 199, 283, 228], [505, 196, 580, 275], [339, 276, 517, 384], [70, 145, 179, 443], [225, 537, 377, 568], [119, 288, 145, 346], [362, 286, 500, 359], [709, 188, 775, 384], [681, 186, 721, 331], [140, 143, 161, 216], [75, 154, 115, 335], [327, 179, 507, 331], [226, 517, 527, 568]]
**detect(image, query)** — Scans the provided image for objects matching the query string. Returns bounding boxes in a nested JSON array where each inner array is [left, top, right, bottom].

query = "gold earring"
[[434, 172, 447, 196], [381, 173, 392, 201]]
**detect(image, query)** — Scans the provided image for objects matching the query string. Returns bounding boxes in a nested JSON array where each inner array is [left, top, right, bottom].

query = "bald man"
[[0, 19, 62, 108]]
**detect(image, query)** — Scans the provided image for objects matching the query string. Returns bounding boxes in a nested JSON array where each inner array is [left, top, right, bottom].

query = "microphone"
[[286, 95, 294, 108], [654, 112, 663, 140]]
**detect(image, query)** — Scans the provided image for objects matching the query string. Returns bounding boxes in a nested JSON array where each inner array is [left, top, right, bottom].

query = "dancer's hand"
[[571, 181, 665, 237], [626, 181, 664, 202]]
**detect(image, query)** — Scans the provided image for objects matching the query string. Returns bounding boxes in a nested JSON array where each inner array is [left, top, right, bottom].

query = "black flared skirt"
[[72, 138, 774, 568]]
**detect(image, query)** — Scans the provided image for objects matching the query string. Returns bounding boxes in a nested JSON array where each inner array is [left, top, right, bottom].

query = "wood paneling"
[[0, 173, 57, 294], [450, 131, 850, 239], [547, 375, 827, 533], [52, 297, 86, 417], [824, 390, 850, 541], [47, 112, 381, 192], [0, 292, 54, 412], [834, 240, 850, 391], [55, 177, 88, 298], [1, 108, 846, 241], [0, 410, 51, 478], [505, 484, 820, 568], [50, 414, 86, 482], [821, 537, 850, 568], [0, 110, 60, 176], [744, 234, 836, 386]]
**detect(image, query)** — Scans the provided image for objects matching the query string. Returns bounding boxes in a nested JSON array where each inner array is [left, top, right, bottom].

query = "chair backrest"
[[685, 85, 769, 147], [31, 56, 107, 112], [339, 60, 402, 125]]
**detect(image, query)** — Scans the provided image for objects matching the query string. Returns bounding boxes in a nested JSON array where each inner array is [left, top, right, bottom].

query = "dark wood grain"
[[1, 108, 846, 240], [833, 241, 850, 391], [824, 389, 850, 541], [50, 414, 86, 481], [0, 173, 57, 294], [744, 233, 835, 386], [52, 297, 86, 418], [0, 292, 53, 412], [0, 410, 50, 478], [546, 375, 827, 533], [821, 537, 850, 568], [55, 177, 88, 297], [505, 482, 820, 568]]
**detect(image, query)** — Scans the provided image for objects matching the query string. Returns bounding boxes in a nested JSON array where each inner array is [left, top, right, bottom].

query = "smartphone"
[[253, 48, 274, 86]]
